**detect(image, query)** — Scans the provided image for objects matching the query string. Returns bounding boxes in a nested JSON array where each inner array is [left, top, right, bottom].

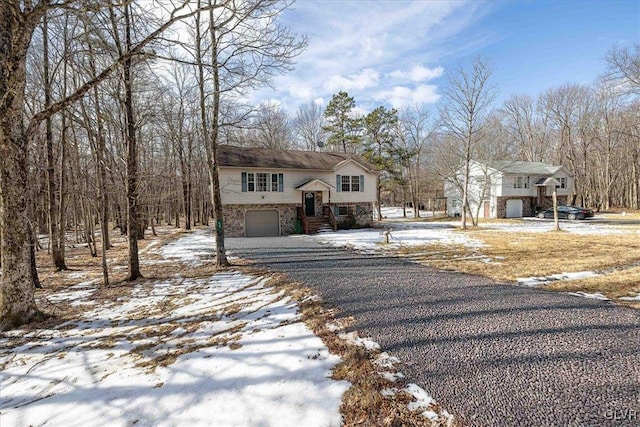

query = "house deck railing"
[[323, 205, 337, 231]]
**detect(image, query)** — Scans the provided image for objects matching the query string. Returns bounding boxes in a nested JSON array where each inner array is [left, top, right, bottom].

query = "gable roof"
[[218, 145, 376, 172], [295, 178, 335, 191], [487, 161, 564, 175]]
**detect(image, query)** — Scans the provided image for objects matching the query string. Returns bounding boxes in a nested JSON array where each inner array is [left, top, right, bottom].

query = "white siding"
[[500, 174, 537, 197], [500, 171, 573, 198], [219, 162, 376, 205]]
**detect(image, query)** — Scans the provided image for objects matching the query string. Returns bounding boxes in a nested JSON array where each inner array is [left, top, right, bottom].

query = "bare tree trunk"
[[461, 147, 470, 229], [553, 187, 560, 232], [0, 5, 43, 329], [120, 3, 142, 280], [87, 38, 112, 252], [42, 12, 67, 271], [208, 4, 229, 267]]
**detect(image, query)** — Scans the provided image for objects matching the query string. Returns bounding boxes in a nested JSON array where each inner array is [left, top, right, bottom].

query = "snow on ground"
[[620, 294, 640, 301], [313, 208, 637, 305], [313, 207, 635, 254], [156, 231, 217, 266], [565, 291, 611, 301], [485, 218, 632, 235], [312, 227, 483, 254], [373, 207, 437, 220], [517, 271, 600, 287], [0, 232, 349, 427]]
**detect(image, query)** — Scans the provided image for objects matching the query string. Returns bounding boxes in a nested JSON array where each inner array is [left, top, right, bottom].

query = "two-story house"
[[445, 161, 573, 218], [218, 145, 377, 236]]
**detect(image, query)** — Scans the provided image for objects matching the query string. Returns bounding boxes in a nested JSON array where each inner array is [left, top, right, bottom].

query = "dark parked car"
[[536, 205, 594, 220]]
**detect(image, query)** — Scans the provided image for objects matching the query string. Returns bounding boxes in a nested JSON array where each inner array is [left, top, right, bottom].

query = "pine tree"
[[322, 91, 362, 153], [363, 106, 399, 220]]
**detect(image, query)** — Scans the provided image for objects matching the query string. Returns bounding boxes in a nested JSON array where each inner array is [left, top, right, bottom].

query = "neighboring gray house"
[[218, 145, 377, 236], [445, 161, 573, 218]]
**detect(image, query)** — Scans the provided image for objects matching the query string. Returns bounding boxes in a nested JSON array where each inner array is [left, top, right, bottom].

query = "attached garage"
[[245, 210, 279, 237], [505, 199, 523, 218]]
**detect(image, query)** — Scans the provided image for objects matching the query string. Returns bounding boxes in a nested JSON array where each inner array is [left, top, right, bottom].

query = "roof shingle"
[[218, 145, 376, 171], [488, 161, 562, 175]]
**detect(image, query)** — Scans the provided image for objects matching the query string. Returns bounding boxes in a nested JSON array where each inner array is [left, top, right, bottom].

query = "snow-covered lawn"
[[311, 207, 640, 304], [2, 228, 455, 426], [313, 207, 637, 254], [311, 226, 484, 254], [516, 271, 601, 287], [0, 232, 348, 427]]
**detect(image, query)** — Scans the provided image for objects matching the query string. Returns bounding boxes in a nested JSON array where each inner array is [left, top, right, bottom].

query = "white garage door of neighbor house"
[[245, 210, 279, 237], [506, 199, 523, 218]]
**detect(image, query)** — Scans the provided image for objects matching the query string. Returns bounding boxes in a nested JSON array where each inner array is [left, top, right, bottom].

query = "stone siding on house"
[[224, 202, 374, 236], [496, 196, 569, 218], [223, 204, 297, 237], [335, 203, 374, 228]]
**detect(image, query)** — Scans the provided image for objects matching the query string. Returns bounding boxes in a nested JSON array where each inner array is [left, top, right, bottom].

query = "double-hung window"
[[341, 175, 351, 192], [351, 176, 360, 192], [336, 174, 365, 192], [514, 176, 529, 189], [242, 172, 284, 192], [559, 177, 567, 189], [257, 173, 268, 192]]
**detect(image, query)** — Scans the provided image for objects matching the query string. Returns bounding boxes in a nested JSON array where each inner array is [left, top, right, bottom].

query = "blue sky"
[[250, 0, 639, 113]]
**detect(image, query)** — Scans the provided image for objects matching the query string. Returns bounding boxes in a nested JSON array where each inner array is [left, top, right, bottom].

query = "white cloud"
[[388, 65, 444, 82], [324, 68, 380, 93], [288, 84, 315, 100], [359, 36, 385, 58], [251, 1, 486, 111], [313, 97, 325, 106], [351, 106, 368, 118], [374, 85, 441, 108]]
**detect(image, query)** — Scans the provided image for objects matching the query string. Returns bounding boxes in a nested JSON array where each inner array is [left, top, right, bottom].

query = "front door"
[[483, 201, 490, 218], [538, 186, 546, 207], [304, 192, 315, 216]]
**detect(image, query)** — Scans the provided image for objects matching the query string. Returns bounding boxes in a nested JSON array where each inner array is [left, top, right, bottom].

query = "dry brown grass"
[[254, 276, 450, 427], [544, 266, 640, 298], [267, 275, 453, 426], [30, 227, 451, 426], [403, 230, 640, 301], [597, 209, 640, 220]]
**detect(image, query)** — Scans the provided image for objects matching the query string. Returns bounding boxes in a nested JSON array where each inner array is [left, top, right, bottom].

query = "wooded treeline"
[[1, 0, 305, 329], [0, 1, 637, 329], [308, 52, 640, 217]]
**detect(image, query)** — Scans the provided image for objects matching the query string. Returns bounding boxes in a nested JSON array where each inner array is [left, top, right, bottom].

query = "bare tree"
[[42, 10, 69, 271], [397, 106, 439, 218], [190, 0, 306, 267], [1, 0, 231, 330], [502, 94, 551, 162], [438, 56, 497, 229], [293, 101, 325, 151], [605, 43, 640, 94], [250, 102, 293, 149], [541, 84, 594, 207]]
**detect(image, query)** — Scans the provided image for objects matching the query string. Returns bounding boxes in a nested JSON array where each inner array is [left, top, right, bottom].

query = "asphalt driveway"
[[227, 235, 640, 426]]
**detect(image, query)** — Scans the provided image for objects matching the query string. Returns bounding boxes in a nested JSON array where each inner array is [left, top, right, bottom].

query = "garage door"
[[245, 210, 279, 237], [505, 199, 523, 218]]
